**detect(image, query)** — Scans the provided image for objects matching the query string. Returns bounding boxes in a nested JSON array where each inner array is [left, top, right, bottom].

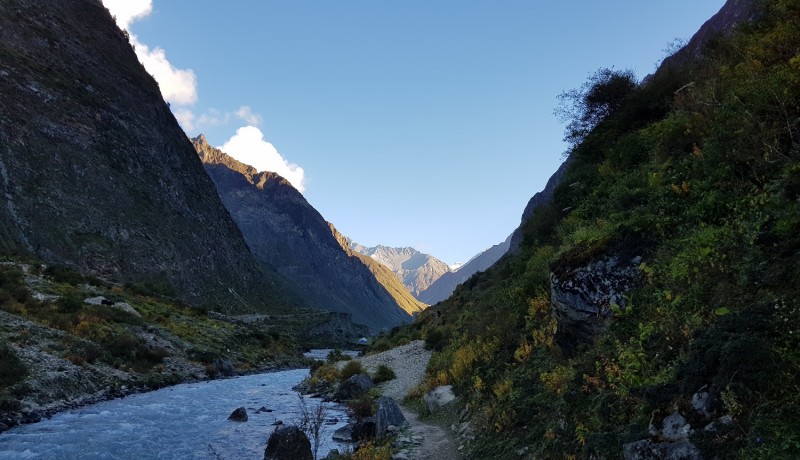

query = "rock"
[[351, 417, 376, 440], [264, 425, 312, 460], [84, 296, 107, 305], [332, 424, 353, 442], [623, 439, 701, 460], [227, 407, 248, 422], [691, 388, 715, 419], [334, 374, 373, 401], [550, 251, 643, 354], [424, 385, 456, 413], [661, 412, 691, 441], [392, 453, 409, 460], [111, 302, 141, 317], [375, 396, 406, 437], [213, 358, 236, 376], [272, 420, 284, 426]]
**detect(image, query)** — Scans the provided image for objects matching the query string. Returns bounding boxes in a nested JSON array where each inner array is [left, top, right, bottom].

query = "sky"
[[102, 0, 724, 266]]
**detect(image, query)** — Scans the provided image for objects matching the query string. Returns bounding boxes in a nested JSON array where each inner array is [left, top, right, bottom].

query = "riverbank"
[[354, 340, 462, 460]]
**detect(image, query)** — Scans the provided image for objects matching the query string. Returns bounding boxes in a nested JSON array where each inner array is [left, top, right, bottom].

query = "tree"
[[555, 68, 638, 149]]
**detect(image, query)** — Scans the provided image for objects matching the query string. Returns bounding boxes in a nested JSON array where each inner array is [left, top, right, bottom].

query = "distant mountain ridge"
[[418, 235, 512, 305], [349, 244, 451, 299], [192, 135, 414, 331]]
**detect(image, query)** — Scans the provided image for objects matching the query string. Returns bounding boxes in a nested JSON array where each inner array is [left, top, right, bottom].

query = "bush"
[[311, 362, 339, 383], [340, 360, 363, 381], [347, 394, 375, 418], [372, 365, 396, 384], [0, 344, 27, 389]]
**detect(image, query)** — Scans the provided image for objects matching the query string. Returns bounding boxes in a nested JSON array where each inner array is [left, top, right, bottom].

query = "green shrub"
[[372, 365, 396, 384], [340, 360, 363, 381], [347, 394, 375, 418], [0, 343, 27, 389]]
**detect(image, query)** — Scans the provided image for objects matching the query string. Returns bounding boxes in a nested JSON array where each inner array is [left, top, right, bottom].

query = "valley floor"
[[356, 341, 462, 460]]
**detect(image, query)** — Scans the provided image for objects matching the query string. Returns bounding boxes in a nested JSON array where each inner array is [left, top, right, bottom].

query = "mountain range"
[[349, 244, 451, 299], [193, 135, 418, 331]]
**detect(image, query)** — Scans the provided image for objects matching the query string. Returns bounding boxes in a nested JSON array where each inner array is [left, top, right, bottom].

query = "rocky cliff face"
[[349, 244, 451, 298], [418, 235, 511, 305], [193, 136, 412, 332], [0, 0, 280, 311]]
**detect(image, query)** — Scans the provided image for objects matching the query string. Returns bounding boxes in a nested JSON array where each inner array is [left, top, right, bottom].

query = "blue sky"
[[105, 1, 724, 265]]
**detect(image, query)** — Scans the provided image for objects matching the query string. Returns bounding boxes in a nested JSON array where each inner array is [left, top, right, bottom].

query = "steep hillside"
[[392, 1, 800, 458], [329, 226, 427, 317], [0, 0, 282, 312], [418, 235, 511, 305], [350, 244, 451, 298], [193, 136, 412, 332]]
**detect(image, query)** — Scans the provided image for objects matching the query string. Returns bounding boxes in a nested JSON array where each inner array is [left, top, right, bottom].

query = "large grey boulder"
[[227, 407, 248, 422], [424, 385, 456, 414], [375, 396, 406, 437], [213, 358, 236, 376], [334, 374, 373, 401], [623, 439, 701, 460], [264, 425, 312, 460]]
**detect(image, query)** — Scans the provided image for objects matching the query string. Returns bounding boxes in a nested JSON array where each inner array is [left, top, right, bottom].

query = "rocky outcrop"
[[418, 235, 511, 305], [264, 425, 312, 460], [349, 244, 451, 298], [0, 0, 282, 311], [193, 136, 412, 332], [550, 251, 643, 354], [623, 439, 701, 460], [305, 312, 370, 347], [659, 0, 766, 72]]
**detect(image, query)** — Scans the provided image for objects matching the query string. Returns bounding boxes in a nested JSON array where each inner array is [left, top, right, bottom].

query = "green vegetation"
[[400, 2, 800, 458], [372, 365, 396, 384]]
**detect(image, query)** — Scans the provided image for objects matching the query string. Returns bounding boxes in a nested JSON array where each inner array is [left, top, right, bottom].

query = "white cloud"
[[220, 126, 306, 192], [102, 0, 151, 30], [234, 106, 263, 126], [102, 0, 197, 106]]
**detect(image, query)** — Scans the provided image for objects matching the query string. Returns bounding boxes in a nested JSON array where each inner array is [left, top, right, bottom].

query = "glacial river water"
[[0, 368, 349, 460]]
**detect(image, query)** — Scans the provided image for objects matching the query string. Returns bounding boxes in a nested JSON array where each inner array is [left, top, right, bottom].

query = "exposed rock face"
[[0, 0, 279, 311], [193, 136, 412, 332], [418, 234, 511, 305], [349, 244, 451, 298], [264, 425, 312, 460], [659, 0, 766, 72], [550, 252, 643, 354], [375, 396, 406, 438]]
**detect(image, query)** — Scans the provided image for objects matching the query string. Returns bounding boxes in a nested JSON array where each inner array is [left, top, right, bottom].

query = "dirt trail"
[[356, 340, 463, 460]]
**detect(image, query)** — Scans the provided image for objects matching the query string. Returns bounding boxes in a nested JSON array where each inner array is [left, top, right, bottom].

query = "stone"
[[424, 385, 456, 413], [351, 417, 376, 440], [661, 412, 691, 441], [111, 302, 141, 317], [691, 388, 715, 419], [213, 358, 236, 377], [264, 425, 312, 460], [227, 407, 248, 422], [623, 439, 701, 460], [334, 374, 373, 401], [375, 396, 406, 437], [332, 424, 353, 442]]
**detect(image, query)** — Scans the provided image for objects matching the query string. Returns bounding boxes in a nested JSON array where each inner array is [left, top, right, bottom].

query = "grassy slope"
[[385, 2, 800, 458]]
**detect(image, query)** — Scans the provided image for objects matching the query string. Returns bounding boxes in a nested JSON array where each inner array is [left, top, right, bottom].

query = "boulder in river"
[[264, 425, 313, 460], [227, 407, 248, 422]]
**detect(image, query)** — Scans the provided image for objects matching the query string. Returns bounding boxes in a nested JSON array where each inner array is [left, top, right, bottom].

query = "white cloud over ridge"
[[220, 127, 306, 192], [102, 0, 197, 106]]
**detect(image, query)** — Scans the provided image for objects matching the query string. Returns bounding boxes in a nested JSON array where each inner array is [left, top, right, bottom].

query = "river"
[[0, 368, 349, 459]]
